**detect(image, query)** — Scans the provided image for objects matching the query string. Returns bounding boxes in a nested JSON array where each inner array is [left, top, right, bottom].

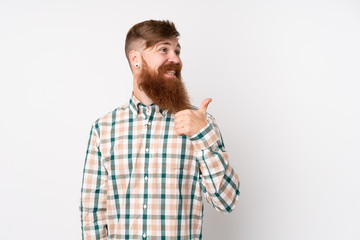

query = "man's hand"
[[174, 98, 212, 137]]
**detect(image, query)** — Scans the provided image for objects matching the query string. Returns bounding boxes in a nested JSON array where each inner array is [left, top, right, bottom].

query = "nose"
[[168, 51, 181, 64]]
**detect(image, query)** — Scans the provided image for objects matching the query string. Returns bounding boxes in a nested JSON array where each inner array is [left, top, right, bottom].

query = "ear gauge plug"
[[135, 63, 139, 68]]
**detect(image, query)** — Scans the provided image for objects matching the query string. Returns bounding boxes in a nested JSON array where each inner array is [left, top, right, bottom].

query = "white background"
[[1, 0, 359, 239]]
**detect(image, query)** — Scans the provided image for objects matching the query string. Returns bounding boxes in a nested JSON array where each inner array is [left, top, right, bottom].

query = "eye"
[[159, 47, 168, 53], [175, 50, 181, 56]]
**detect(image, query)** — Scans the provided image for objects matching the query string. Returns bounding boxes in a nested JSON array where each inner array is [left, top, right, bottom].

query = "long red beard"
[[138, 59, 191, 113]]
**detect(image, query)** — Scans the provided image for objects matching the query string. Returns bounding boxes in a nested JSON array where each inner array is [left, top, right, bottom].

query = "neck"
[[133, 78, 153, 106]]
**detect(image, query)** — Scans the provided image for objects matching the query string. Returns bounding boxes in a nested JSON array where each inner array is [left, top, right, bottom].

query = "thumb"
[[199, 98, 212, 113]]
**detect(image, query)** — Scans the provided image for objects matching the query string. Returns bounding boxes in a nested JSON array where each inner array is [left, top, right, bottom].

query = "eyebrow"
[[158, 41, 181, 49]]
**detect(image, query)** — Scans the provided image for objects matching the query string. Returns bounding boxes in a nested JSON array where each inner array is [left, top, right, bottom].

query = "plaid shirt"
[[80, 93, 240, 240]]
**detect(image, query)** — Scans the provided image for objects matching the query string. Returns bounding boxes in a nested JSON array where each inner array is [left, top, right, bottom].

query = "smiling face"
[[140, 38, 182, 79], [136, 38, 191, 113]]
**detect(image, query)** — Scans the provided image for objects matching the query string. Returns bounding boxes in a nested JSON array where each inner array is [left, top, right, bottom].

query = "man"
[[80, 20, 240, 240]]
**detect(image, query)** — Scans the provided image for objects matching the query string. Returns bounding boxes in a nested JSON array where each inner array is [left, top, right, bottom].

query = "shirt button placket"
[[143, 107, 152, 239]]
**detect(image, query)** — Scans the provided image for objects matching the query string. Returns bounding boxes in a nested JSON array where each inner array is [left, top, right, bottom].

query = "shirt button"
[[143, 233, 147, 238], [144, 175, 148, 181], [145, 148, 149, 153], [143, 204, 147, 209]]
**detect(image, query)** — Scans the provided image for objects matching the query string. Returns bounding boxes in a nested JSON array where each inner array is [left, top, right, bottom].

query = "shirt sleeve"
[[79, 123, 108, 239], [189, 114, 240, 213]]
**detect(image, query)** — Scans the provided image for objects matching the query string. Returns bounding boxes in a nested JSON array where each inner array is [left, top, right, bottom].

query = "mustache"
[[158, 62, 182, 76]]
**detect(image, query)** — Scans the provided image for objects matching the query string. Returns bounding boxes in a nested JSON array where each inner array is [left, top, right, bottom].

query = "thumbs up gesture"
[[174, 98, 212, 137]]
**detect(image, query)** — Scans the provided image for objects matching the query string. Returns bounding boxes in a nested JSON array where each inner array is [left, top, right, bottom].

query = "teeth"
[[167, 71, 176, 75]]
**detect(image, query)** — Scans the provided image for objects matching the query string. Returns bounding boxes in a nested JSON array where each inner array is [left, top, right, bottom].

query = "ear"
[[129, 50, 141, 70]]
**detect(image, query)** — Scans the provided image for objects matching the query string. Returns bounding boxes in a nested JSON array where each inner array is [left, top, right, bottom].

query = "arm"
[[79, 123, 108, 239], [189, 115, 240, 213]]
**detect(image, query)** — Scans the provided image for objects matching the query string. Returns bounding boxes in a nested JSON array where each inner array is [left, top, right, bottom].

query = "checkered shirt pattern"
[[79, 93, 240, 240]]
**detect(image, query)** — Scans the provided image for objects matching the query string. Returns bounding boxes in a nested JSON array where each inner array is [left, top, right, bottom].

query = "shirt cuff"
[[189, 122, 220, 151]]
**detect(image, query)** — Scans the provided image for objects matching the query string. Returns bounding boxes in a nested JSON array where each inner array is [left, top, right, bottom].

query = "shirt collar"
[[128, 92, 168, 117]]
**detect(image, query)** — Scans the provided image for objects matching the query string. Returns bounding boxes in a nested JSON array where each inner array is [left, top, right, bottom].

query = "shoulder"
[[91, 103, 129, 132]]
